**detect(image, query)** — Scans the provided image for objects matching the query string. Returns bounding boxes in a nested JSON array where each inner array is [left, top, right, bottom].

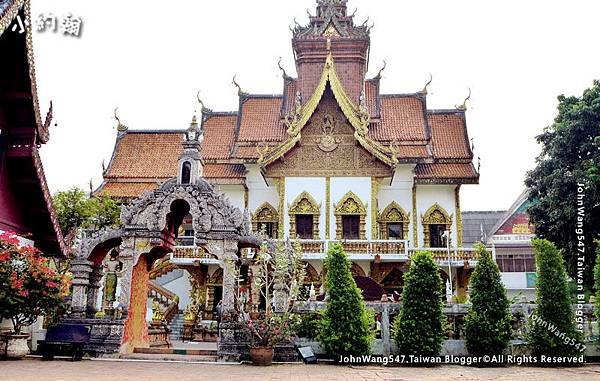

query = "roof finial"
[[350, 8, 357, 17], [232, 75, 248, 97], [101, 160, 106, 173], [419, 73, 433, 95], [196, 91, 212, 115], [374, 60, 387, 80], [361, 17, 370, 27], [477, 156, 481, 173], [89, 178, 93, 196], [277, 57, 291, 80], [471, 138, 475, 151], [114, 107, 128, 132], [306, 8, 313, 18], [456, 87, 471, 111]]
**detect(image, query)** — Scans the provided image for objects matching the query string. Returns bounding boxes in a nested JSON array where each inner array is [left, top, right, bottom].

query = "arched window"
[[378, 202, 410, 240], [334, 191, 367, 240], [251, 202, 279, 238], [289, 191, 320, 240], [421, 203, 452, 248], [181, 161, 192, 184]]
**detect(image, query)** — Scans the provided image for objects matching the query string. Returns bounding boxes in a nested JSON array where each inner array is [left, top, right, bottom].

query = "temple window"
[[421, 203, 453, 248], [181, 161, 191, 184], [334, 191, 367, 240], [378, 202, 410, 240], [342, 215, 360, 239], [288, 191, 320, 240], [251, 202, 278, 239]]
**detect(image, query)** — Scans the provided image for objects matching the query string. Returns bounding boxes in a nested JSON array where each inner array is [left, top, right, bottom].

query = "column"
[[86, 265, 104, 316], [117, 238, 135, 316], [381, 303, 391, 356], [70, 259, 93, 317], [220, 251, 238, 321]]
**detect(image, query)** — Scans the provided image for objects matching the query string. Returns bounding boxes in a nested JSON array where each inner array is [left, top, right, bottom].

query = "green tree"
[[525, 80, 600, 286], [393, 251, 445, 356], [318, 243, 373, 357], [53, 187, 121, 237], [464, 243, 512, 356], [526, 239, 584, 357]]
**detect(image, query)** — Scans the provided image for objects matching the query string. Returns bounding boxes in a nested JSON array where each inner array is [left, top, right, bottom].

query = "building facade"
[[94, 0, 483, 317]]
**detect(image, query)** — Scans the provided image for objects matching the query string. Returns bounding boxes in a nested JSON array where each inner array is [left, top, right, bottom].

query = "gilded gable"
[[265, 87, 392, 177]]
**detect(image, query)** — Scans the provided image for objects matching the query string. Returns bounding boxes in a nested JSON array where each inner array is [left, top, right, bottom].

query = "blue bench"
[[38, 324, 91, 361]]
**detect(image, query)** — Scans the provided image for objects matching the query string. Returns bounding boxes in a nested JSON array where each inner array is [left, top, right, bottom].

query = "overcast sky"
[[31, 0, 600, 211]]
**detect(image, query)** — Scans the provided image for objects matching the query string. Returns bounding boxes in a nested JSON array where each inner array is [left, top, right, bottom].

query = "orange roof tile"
[[202, 114, 237, 160], [203, 164, 246, 179], [365, 80, 379, 117], [415, 163, 478, 182], [369, 95, 427, 141], [237, 97, 286, 142], [105, 131, 183, 179], [397, 145, 429, 159], [428, 112, 472, 160], [99, 181, 162, 198]]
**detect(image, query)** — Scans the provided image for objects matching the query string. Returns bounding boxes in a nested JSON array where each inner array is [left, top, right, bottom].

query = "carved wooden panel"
[[265, 88, 392, 178]]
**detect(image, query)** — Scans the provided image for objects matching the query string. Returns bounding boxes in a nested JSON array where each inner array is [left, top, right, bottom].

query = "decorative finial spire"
[[114, 108, 128, 132], [232, 75, 248, 97], [418, 73, 433, 95], [277, 57, 291, 80], [102, 160, 106, 173], [477, 156, 481, 173], [374, 60, 387, 80], [471, 138, 475, 151], [456, 87, 472, 111]]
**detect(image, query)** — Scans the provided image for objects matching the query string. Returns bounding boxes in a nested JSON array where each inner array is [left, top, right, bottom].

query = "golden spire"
[[456, 87, 472, 111], [114, 107, 128, 132]]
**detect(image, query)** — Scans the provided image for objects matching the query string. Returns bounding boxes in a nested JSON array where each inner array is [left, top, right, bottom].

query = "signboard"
[[526, 272, 537, 288], [297, 346, 317, 364]]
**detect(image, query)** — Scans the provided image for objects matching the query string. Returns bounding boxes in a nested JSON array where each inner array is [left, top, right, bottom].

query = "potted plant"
[[0, 232, 70, 359], [245, 313, 300, 366], [236, 240, 305, 365]]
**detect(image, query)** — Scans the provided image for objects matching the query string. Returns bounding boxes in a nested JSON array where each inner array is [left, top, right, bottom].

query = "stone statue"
[[445, 279, 452, 303], [103, 249, 123, 309], [309, 283, 316, 301]]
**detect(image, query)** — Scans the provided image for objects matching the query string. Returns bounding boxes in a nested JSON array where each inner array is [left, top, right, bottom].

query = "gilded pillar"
[[325, 177, 331, 239], [455, 185, 463, 247], [412, 184, 418, 247], [371, 177, 379, 240], [277, 178, 285, 238]]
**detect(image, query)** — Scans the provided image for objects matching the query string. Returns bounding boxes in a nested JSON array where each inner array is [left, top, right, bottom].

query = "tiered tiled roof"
[[96, 0, 479, 200]]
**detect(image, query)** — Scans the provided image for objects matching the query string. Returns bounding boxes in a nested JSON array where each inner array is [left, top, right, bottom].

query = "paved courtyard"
[[1, 358, 599, 381]]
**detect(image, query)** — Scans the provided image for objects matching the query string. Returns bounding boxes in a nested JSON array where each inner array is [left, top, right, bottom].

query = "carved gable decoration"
[[422, 203, 452, 225], [289, 191, 321, 215], [265, 88, 392, 177]]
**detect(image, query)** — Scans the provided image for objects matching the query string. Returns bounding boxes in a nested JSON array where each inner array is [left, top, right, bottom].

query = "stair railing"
[[148, 280, 179, 324]]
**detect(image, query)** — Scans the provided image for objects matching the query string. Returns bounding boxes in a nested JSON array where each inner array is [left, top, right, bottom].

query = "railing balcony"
[[172, 246, 212, 260], [298, 239, 409, 257]]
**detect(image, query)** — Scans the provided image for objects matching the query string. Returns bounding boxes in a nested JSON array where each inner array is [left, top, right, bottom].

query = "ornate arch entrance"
[[69, 178, 252, 355]]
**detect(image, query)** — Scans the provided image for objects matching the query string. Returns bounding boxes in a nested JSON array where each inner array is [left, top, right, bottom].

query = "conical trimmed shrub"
[[393, 251, 445, 356], [318, 243, 373, 357], [464, 243, 512, 356], [526, 238, 584, 357]]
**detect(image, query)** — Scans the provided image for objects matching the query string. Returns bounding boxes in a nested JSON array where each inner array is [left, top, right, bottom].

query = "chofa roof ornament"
[[232, 75, 248, 98], [418, 73, 433, 96], [114, 108, 128, 132], [456, 87, 471, 111]]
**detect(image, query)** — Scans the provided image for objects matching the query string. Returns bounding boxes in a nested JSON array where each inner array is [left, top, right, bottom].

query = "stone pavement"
[[0, 358, 599, 381]]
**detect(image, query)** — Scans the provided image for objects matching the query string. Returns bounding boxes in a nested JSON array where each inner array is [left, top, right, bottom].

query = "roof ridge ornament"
[[114, 107, 128, 132], [277, 57, 292, 80], [232, 75, 248, 98], [456, 87, 471, 111], [374, 60, 387, 80], [196, 91, 213, 116], [418, 73, 433, 95]]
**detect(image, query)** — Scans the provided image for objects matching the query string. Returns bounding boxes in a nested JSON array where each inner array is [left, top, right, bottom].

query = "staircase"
[[169, 311, 185, 341]]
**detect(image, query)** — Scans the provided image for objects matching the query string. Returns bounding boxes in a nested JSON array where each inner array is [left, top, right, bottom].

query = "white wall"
[[377, 165, 414, 243], [214, 184, 245, 211], [162, 272, 192, 309], [246, 165, 279, 215], [416, 184, 457, 247]]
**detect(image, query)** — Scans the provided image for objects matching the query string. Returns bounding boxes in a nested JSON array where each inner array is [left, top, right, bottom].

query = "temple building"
[[0, 0, 64, 255], [93, 0, 482, 317]]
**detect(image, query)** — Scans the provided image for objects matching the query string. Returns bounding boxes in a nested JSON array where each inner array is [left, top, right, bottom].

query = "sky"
[[30, 0, 600, 211]]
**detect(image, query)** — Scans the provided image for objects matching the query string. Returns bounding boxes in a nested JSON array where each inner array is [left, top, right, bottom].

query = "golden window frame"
[[251, 202, 279, 238], [378, 201, 410, 240], [288, 191, 321, 240], [334, 191, 367, 240], [421, 203, 453, 247]]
